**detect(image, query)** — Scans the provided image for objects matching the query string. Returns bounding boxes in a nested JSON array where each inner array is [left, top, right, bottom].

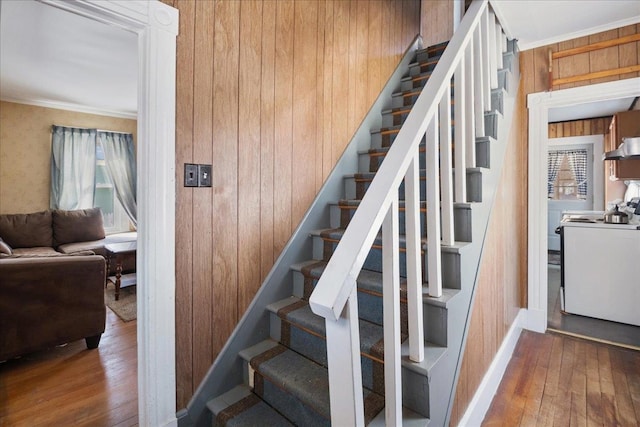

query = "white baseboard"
[[525, 307, 546, 333], [457, 308, 526, 427]]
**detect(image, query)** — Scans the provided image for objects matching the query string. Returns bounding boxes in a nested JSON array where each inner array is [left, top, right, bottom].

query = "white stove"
[[560, 210, 640, 231], [558, 210, 640, 326]]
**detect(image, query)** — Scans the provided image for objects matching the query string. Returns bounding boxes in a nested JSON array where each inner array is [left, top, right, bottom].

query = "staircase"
[[180, 2, 519, 426]]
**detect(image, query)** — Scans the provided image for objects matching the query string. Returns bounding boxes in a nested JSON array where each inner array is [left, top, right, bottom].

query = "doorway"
[[526, 77, 640, 333], [35, 1, 179, 424]]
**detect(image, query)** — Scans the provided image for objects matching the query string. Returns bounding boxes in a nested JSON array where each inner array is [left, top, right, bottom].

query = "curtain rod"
[[51, 124, 132, 135]]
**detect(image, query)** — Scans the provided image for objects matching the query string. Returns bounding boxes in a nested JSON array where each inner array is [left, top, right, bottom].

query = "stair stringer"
[[424, 46, 521, 427], [178, 35, 424, 427]]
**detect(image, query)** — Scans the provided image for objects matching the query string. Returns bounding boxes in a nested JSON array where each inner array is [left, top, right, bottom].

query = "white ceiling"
[[0, 0, 137, 118], [492, 0, 640, 51], [1, 1, 639, 121]]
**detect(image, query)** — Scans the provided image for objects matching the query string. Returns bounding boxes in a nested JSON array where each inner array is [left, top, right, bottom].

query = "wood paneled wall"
[[168, 0, 420, 409], [449, 24, 640, 423], [449, 81, 528, 426], [548, 117, 610, 139], [420, 0, 454, 47], [527, 24, 640, 93]]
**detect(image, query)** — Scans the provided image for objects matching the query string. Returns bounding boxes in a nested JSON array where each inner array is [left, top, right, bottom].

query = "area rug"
[[105, 282, 137, 322]]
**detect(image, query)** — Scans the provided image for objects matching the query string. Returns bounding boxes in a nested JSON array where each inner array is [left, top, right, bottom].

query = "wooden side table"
[[105, 241, 137, 301]]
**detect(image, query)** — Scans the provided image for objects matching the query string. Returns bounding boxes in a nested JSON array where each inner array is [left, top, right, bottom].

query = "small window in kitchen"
[[548, 149, 588, 200]]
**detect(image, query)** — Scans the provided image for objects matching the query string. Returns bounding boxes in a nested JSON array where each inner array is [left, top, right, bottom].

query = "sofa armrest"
[[0, 255, 107, 360]]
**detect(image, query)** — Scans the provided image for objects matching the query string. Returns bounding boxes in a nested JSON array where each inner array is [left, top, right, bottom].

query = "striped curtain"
[[565, 150, 588, 198], [547, 151, 562, 197]]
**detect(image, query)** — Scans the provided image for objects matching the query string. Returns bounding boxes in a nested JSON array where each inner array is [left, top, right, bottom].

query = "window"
[[95, 141, 130, 233], [547, 149, 589, 201]]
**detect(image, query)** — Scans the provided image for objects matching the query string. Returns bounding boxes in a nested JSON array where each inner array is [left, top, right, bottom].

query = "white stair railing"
[[308, 1, 505, 424]]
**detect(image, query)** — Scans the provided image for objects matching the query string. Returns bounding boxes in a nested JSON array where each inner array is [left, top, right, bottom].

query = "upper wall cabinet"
[[605, 110, 640, 180]]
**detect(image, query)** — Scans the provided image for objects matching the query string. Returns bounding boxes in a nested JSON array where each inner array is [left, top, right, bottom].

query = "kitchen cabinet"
[[605, 110, 640, 180]]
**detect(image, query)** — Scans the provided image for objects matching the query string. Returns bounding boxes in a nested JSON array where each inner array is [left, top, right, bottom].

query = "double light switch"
[[184, 163, 212, 187]]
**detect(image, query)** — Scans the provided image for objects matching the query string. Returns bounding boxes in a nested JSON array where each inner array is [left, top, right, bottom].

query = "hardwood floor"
[[0, 309, 138, 426], [483, 330, 640, 426]]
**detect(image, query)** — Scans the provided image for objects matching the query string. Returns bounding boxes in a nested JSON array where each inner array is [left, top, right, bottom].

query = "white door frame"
[[526, 77, 640, 333], [38, 1, 179, 425]]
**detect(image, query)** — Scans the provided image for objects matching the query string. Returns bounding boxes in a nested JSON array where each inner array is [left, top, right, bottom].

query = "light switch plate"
[[184, 163, 198, 187], [198, 164, 212, 187]]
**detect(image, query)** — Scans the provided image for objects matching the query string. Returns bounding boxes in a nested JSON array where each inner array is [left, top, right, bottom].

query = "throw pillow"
[[0, 237, 12, 255], [53, 208, 106, 246], [0, 210, 53, 248]]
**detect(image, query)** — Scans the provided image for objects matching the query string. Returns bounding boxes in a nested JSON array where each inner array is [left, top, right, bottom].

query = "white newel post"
[[382, 200, 402, 426], [325, 284, 365, 427]]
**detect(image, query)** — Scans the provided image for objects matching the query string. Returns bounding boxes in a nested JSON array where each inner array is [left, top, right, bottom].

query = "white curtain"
[[50, 126, 97, 209], [99, 132, 137, 226]]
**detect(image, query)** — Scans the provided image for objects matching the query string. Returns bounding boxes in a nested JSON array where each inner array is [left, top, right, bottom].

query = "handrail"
[[309, 0, 488, 322]]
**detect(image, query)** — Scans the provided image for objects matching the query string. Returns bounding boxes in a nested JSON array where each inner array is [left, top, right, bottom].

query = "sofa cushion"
[[0, 211, 53, 248], [0, 238, 12, 255], [2, 248, 95, 258], [57, 231, 137, 256], [53, 208, 105, 247]]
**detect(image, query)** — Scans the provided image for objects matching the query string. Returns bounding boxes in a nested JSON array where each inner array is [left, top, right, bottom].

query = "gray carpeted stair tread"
[[291, 260, 460, 308], [249, 343, 385, 423], [208, 385, 294, 427], [338, 198, 428, 210], [310, 228, 469, 254], [268, 298, 395, 360], [400, 70, 434, 83]]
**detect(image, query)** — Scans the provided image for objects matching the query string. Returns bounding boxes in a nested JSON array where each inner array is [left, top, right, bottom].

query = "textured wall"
[[0, 101, 136, 214], [167, 0, 421, 408]]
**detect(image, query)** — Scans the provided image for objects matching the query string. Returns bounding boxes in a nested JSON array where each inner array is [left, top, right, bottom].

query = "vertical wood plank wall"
[[449, 83, 527, 426], [548, 117, 610, 139], [420, 0, 454, 48], [168, 0, 420, 408], [449, 24, 640, 424]]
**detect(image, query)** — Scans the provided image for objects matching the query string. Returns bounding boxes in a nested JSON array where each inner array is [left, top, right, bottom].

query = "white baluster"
[[425, 116, 442, 298], [473, 28, 485, 137], [481, 10, 492, 109], [439, 91, 454, 246], [496, 21, 504, 70], [488, 10, 498, 90], [465, 41, 477, 169], [404, 152, 424, 363], [454, 58, 467, 202], [325, 284, 365, 427], [383, 199, 402, 426]]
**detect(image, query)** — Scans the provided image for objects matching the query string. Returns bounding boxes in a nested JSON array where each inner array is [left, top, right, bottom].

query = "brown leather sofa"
[[0, 208, 134, 361], [0, 255, 106, 361]]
